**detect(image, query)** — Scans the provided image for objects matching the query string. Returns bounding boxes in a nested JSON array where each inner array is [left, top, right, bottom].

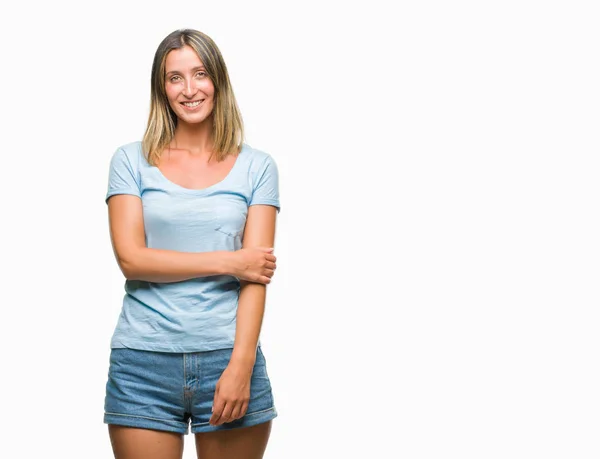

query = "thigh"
[[194, 420, 272, 459], [109, 425, 184, 459]]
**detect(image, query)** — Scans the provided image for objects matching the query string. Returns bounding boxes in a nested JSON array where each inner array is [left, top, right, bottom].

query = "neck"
[[171, 117, 215, 157]]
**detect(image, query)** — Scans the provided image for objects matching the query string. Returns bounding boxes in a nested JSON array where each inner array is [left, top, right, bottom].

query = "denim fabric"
[[104, 346, 277, 434]]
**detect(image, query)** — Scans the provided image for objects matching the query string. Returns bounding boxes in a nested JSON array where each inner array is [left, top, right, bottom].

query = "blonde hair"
[[142, 29, 244, 166]]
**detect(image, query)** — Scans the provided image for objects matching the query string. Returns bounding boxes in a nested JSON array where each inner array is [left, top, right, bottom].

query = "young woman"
[[103, 28, 280, 459]]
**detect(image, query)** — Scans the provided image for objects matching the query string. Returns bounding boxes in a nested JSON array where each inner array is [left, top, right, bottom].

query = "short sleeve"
[[249, 154, 281, 213], [105, 147, 142, 204]]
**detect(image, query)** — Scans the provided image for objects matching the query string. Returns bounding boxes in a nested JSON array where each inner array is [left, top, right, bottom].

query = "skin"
[[107, 45, 276, 459]]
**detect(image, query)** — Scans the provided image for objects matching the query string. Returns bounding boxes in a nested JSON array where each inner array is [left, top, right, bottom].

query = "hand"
[[209, 364, 253, 426], [233, 247, 277, 284]]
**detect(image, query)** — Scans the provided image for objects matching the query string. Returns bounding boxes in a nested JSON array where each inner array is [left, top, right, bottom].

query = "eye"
[[169, 75, 181, 82], [196, 71, 206, 77]]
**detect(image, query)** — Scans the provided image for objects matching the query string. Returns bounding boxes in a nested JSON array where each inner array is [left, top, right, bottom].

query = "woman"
[[103, 28, 280, 459]]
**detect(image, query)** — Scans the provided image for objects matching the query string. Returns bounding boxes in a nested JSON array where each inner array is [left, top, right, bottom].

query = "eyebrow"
[[166, 66, 206, 76]]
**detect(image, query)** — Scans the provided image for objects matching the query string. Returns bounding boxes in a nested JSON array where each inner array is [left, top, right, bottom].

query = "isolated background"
[[1, 1, 599, 458]]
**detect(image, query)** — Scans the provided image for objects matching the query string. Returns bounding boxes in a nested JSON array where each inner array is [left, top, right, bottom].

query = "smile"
[[181, 100, 205, 109]]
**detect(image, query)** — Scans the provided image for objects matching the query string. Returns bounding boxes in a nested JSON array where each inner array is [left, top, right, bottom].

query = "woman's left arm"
[[209, 204, 277, 426], [231, 203, 277, 365]]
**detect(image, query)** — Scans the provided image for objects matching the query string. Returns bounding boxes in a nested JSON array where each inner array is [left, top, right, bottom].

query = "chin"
[[181, 114, 211, 124]]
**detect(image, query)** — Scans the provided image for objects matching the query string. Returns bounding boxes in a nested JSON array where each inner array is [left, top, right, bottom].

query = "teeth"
[[183, 100, 203, 107]]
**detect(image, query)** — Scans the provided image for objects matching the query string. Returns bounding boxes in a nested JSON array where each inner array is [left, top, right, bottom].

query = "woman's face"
[[164, 45, 215, 125]]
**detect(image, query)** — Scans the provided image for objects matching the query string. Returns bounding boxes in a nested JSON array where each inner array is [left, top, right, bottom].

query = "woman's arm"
[[230, 204, 277, 367], [108, 194, 275, 283], [209, 203, 277, 426]]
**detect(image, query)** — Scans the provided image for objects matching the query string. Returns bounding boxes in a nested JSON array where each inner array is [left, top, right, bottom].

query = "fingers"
[[240, 401, 249, 419], [252, 249, 276, 265], [238, 250, 277, 284], [230, 403, 244, 422], [220, 403, 235, 425], [244, 274, 271, 285], [210, 395, 226, 426], [255, 261, 276, 285], [210, 400, 246, 426], [231, 401, 248, 421]]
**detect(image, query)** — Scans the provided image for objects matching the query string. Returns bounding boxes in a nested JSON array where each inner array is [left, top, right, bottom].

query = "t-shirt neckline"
[[141, 142, 247, 194]]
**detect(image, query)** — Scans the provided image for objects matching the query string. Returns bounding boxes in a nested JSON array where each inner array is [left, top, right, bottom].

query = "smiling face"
[[164, 45, 215, 125]]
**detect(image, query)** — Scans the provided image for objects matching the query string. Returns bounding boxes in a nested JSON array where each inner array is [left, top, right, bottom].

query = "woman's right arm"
[[108, 194, 276, 284]]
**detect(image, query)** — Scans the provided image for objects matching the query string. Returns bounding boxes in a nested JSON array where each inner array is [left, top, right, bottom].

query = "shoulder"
[[241, 143, 278, 173], [115, 140, 144, 161], [110, 141, 145, 168]]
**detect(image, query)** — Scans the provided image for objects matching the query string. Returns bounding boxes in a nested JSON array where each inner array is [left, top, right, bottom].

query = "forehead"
[[165, 45, 204, 71]]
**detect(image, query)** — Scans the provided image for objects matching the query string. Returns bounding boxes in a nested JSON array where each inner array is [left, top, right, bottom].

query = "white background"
[[1, 1, 599, 458]]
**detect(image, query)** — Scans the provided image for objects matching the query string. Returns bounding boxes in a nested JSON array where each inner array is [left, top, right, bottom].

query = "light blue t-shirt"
[[105, 141, 280, 352]]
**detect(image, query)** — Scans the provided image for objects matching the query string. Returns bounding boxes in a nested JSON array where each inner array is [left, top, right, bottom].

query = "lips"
[[180, 99, 205, 110]]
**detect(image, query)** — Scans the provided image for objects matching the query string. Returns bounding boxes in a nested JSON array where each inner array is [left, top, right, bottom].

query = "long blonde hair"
[[142, 29, 245, 166]]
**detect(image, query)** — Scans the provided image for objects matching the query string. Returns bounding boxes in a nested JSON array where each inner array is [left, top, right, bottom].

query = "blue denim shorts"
[[103, 346, 277, 434]]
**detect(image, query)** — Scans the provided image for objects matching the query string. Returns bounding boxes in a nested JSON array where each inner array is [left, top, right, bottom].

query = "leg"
[[108, 425, 184, 459], [194, 420, 272, 459]]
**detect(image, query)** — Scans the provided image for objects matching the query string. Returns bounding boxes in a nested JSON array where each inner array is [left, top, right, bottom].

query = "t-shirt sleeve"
[[105, 147, 142, 203], [249, 154, 281, 213]]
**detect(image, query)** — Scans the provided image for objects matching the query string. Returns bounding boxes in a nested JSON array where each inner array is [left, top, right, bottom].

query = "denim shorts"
[[103, 346, 277, 434]]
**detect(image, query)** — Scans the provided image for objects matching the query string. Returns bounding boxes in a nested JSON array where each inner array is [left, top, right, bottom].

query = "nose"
[[183, 79, 197, 97]]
